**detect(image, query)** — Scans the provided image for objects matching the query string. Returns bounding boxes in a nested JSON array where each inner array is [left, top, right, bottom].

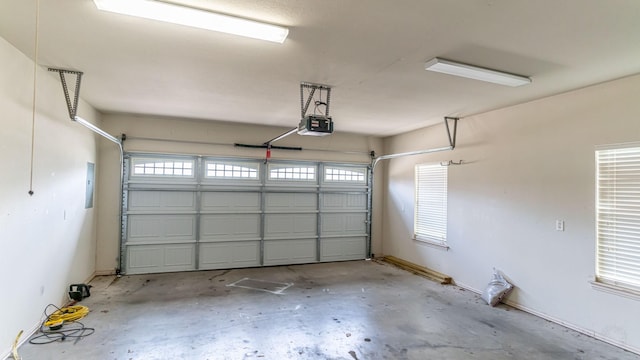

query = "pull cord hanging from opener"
[[28, 0, 41, 196]]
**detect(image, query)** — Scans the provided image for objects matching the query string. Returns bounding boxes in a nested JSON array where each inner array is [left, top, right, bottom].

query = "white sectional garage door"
[[122, 154, 370, 274]]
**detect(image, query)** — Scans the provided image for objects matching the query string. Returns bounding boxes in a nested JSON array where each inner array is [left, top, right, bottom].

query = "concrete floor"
[[20, 260, 639, 360]]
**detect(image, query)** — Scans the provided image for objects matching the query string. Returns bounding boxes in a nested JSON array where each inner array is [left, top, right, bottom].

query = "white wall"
[[382, 74, 640, 352], [95, 114, 384, 273], [0, 37, 100, 358]]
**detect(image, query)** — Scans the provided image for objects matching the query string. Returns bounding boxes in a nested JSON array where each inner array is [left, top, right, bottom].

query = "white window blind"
[[415, 163, 448, 243], [596, 145, 640, 291]]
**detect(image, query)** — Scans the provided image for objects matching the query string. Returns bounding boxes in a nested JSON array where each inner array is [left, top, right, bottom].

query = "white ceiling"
[[1, 0, 639, 137]]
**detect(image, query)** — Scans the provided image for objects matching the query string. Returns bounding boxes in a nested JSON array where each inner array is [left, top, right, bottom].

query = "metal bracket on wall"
[[372, 116, 460, 170], [444, 116, 459, 149], [49, 66, 127, 273], [48, 68, 83, 120]]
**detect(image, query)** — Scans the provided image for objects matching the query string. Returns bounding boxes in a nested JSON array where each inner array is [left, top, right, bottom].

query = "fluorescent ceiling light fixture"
[[424, 58, 531, 87], [93, 0, 289, 43]]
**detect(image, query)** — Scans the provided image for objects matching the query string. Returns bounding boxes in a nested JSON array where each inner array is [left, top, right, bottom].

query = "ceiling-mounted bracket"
[[300, 82, 332, 118], [255, 82, 334, 162], [444, 116, 459, 149], [48, 68, 83, 120]]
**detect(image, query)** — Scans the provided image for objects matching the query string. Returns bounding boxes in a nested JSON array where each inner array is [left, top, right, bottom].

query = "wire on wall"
[[28, 0, 40, 196]]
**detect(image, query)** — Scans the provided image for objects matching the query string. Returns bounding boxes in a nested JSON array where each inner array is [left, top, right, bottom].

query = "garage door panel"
[[128, 246, 162, 270], [128, 215, 196, 243], [201, 214, 261, 241], [265, 193, 317, 211], [126, 244, 196, 274], [321, 213, 367, 236], [165, 245, 196, 267], [264, 214, 317, 239], [201, 192, 260, 212], [321, 237, 366, 262], [199, 241, 260, 269], [321, 193, 367, 211], [264, 239, 317, 266], [128, 191, 196, 212]]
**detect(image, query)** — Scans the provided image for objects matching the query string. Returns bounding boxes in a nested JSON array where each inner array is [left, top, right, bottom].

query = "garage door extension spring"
[[28, 304, 95, 345]]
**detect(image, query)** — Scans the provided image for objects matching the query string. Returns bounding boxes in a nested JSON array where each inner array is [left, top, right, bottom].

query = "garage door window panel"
[[268, 164, 316, 181], [132, 157, 195, 178], [324, 166, 367, 183], [205, 161, 260, 179]]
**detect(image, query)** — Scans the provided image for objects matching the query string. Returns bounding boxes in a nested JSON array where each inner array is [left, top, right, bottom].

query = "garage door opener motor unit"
[[298, 114, 333, 136], [297, 82, 333, 136]]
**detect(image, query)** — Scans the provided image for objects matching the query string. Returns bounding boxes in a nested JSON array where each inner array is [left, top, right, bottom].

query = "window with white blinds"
[[596, 145, 640, 291], [415, 163, 448, 244]]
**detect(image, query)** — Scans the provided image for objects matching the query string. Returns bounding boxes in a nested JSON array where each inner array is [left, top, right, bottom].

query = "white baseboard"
[[503, 299, 640, 355], [2, 313, 44, 360], [453, 281, 482, 294], [93, 269, 117, 276], [453, 281, 640, 355]]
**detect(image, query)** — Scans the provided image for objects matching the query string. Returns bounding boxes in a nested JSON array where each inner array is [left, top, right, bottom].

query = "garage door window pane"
[[205, 162, 259, 179], [325, 167, 366, 183], [269, 165, 316, 180], [132, 158, 194, 178]]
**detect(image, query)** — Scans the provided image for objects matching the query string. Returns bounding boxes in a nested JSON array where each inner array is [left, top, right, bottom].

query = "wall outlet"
[[555, 220, 565, 231]]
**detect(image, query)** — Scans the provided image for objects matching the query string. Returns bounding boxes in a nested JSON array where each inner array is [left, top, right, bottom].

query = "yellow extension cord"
[[11, 330, 22, 360], [43, 305, 90, 328]]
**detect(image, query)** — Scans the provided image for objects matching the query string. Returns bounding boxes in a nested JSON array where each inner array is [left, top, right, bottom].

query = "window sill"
[[413, 237, 449, 250], [590, 280, 640, 301]]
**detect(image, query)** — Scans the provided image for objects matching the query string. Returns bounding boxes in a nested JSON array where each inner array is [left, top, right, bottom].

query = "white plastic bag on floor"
[[481, 269, 513, 306]]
